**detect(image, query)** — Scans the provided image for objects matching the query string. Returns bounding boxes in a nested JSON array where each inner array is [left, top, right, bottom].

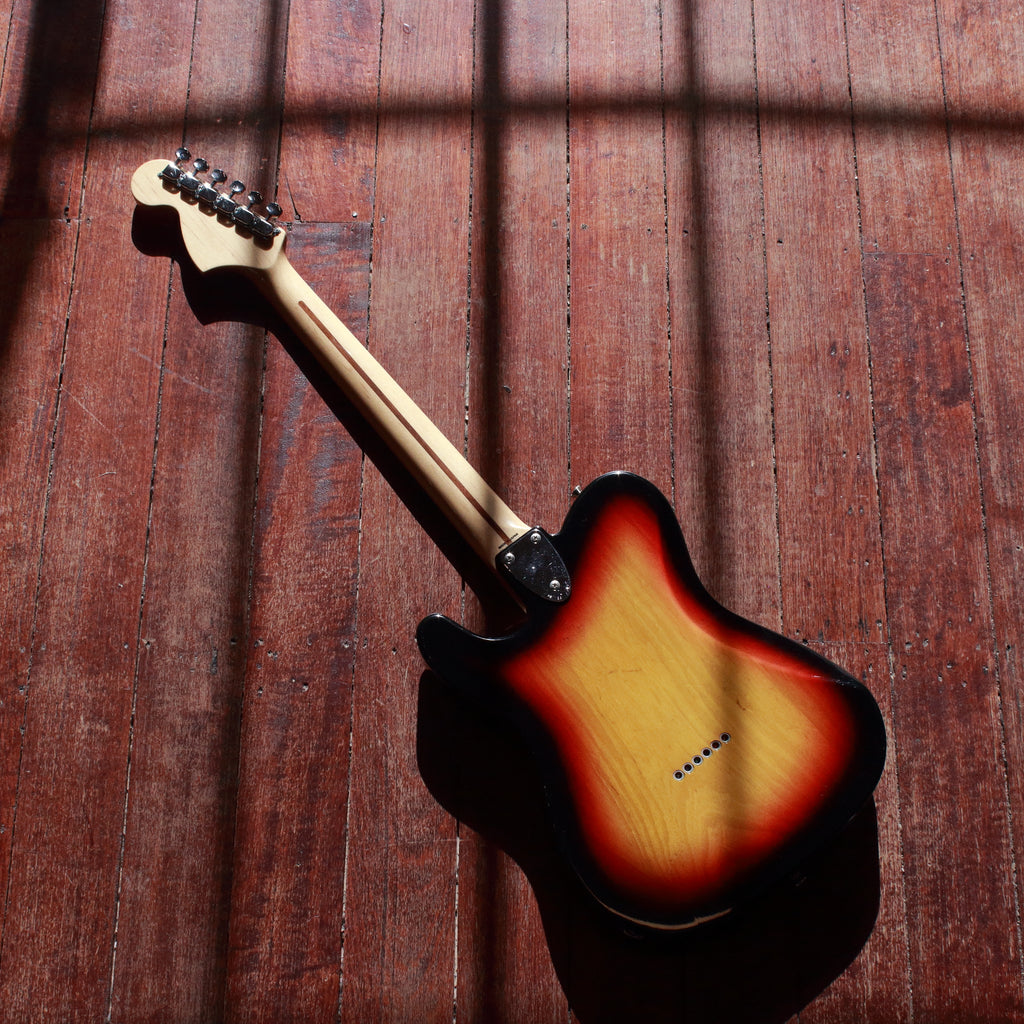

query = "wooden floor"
[[2, 0, 1024, 1019]]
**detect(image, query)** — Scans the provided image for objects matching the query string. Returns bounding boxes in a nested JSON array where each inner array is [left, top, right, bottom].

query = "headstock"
[[131, 148, 286, 274]]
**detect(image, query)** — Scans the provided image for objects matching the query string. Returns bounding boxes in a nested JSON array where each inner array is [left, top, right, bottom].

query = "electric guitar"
[[132, 150, 886, 931]]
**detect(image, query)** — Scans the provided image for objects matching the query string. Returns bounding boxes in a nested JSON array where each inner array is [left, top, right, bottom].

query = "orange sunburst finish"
[[417, 473, 886, 929]]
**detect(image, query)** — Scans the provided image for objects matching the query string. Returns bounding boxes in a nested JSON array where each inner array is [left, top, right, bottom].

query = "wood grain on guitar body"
[[132, 150, 887, 931]]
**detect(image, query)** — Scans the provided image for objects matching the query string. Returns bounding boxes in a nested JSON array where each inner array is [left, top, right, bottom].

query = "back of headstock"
[[131, 148, 286, 274]]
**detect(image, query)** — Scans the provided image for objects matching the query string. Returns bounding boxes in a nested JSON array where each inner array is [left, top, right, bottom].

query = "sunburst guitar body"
[[418, 473, 886, 930], [132, 151, 886, 933]]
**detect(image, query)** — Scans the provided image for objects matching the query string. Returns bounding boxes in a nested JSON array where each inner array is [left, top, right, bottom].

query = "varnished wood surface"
[[1, 0, 1022, 1020]]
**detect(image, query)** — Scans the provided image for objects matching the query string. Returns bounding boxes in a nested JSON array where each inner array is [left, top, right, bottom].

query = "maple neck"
[[259, 254, 530, 566]]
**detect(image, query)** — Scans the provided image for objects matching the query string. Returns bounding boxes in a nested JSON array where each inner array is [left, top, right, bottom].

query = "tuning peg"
[[195, 162, 226, 207], [232, 190, 261, 230], [159, 146, 193, 185], [251, 199, 283, 240], [177, 153, 208, 196], [202, 167, 230, 211], [212, 183, 236, 216], [212, 179, 244, 217]]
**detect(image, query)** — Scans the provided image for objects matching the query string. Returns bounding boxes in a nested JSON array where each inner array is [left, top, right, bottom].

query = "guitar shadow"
[[133, 205, 882, 1021], [418, 669, 881, 1023]]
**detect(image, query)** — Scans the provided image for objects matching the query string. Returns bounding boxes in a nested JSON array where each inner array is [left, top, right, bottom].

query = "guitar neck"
[[259, 254, 530, 567]]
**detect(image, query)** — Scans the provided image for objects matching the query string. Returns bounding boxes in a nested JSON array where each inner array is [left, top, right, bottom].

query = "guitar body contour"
[[417, 472, 886, 930]]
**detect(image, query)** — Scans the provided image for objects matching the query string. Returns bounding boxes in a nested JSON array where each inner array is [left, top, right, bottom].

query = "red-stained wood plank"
[[455, 0, 572, 1017], [753, 0, 885, 647], [106, 0, 294, 1015], [0, 1, 189, 1017], [662, 0, 779, 622], [465, 0, 569, 530], [936, 10, 1024, 1020], [279, 0, 381, 224], [0, 0, 16, 127], [845, 0, 956, 255], [213, 2, 382, 1019], [0, 0, 14, 67], [222, 229, 365, 1024], [751, 2, 898, 1021], [865, 253, 1022, 1022], [0, 7, 78, 916], [337, 2, 475, 1020], [0, 217, 75, 955], [567, 0, 671, 493], [0, 19, 98, 932], [0, 0, 102, 222], [107, 285, 262, 1023], [850, 2, 1022, 1018], [803, 0, 960, 1017], [799, 643, 906, 1024]]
